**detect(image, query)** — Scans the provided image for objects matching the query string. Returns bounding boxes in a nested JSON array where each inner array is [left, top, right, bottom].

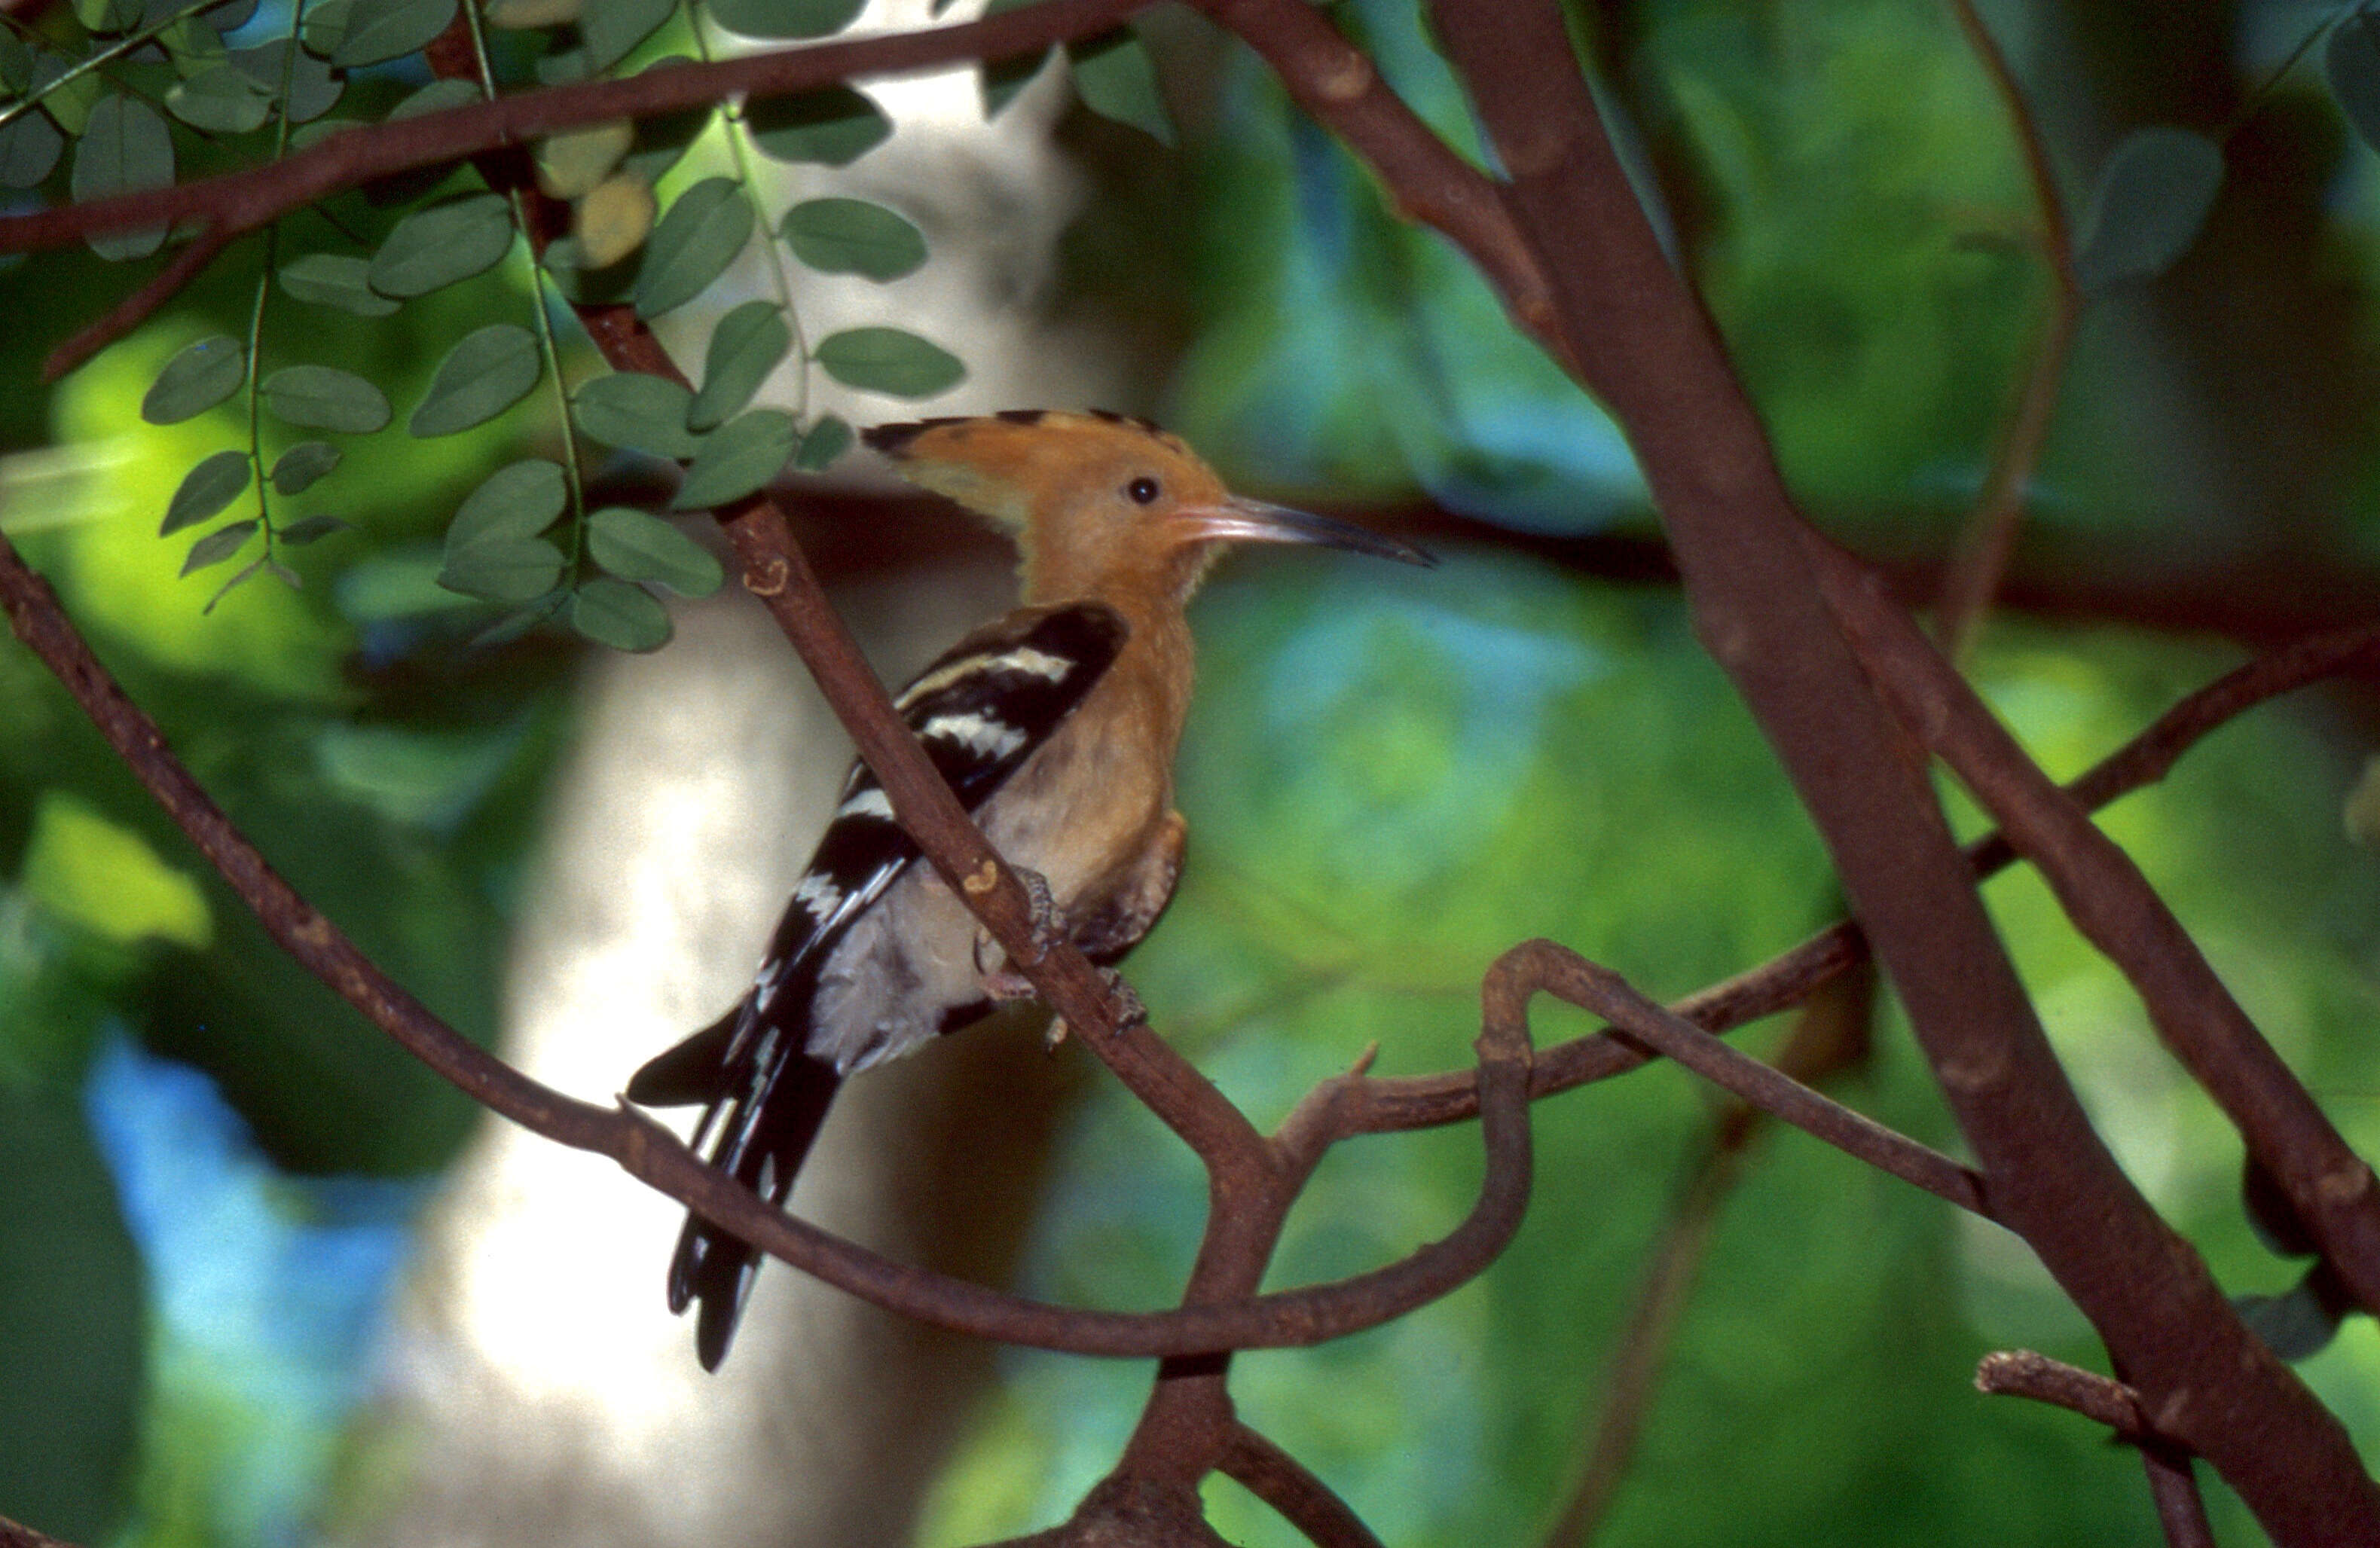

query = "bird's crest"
[[862, 411, 1205, 531]]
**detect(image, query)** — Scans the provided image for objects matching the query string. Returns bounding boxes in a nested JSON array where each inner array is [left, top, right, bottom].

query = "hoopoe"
[[628, 409, 1434, 1369]]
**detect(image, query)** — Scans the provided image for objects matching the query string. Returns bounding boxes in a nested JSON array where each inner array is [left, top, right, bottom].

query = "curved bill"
[[1172, 498, 1437, 567]]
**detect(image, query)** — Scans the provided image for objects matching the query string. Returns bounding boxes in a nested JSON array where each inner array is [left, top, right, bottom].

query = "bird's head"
[[862, 411, 1432, 608]]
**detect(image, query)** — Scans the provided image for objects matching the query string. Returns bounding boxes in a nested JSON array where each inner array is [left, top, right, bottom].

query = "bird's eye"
[[1125, 476, 1160, 505]]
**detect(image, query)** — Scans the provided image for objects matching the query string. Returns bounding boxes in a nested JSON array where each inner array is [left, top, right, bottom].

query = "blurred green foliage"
[[919, 569, 2380, 1548], [1, 151, 578, 1544], [5, 0, 2380, 1543]]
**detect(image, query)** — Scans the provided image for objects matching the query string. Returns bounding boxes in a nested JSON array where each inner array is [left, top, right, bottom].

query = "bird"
[[627, 409, 1435, 1369]]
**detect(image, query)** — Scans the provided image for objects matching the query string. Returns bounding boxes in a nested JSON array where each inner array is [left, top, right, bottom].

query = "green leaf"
[[181, 518, 259, 576], [0, 32, 31, 93], [2070, 126, 2223, 295], [634, 176, 754, 319], [1067, 27, 1172, 145], [2330, 14, 2380, 158], [0, 111, 64, 190], [2235, 1272, 2347, 1363], [672, 408, 795, 508], [471, 596, 564, 646], [570, 577, 672, 651], [160, 450, 252, 536], [330, 0, 456, 67], [30, 50, 105, 136], [615, 63, 708, 185], [779, 197, 926, 280], [280, 252, 402, 316], [410, 323, 541, 437], [449, 459, 568, 546], [793, 413, 852, 471], [261, 365, 392, 434], [813, 327, 964, 398], [288, 116, 362, 150], [687, 299, 790, 431], [978, 0, 1050, 121], [71, 94, 173, 261], [74, 0, 142, 35], [230, 40, 341, 122], [533, 118, 632, 199], [386, 76, 481, 119], [580, 0, 675, 70], [269, 440, 342, 495], [438, 537, 566, 603], [142, 334, 246, 424], [369, 193, 514, 298], [298, 0, 351, 53], [532, 38, 588, 83], [586, 506, 723, 595], [200, 555, 266, 610], [202, 0, 261, 32], [747, 84, 890, 166], [278, 514, 350, 545], [164, 61, 273, 133], [157, 14, 229, 79], [572, 371, 701, 459], [707, 0, 859, 40]]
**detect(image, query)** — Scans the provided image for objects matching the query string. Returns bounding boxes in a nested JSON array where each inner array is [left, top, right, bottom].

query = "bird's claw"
[[1100, 967, 1147, 1034], [1040, 969, 1144, 1052], [1013, 865, 1062, 962]]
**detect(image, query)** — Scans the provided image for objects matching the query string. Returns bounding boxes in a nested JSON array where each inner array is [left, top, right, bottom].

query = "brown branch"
[[1975, 1351, 2215, 1548], [0, 519, 1529, 1360], [1932, 0, 2082, 658], [1186, 0, 1564, 368], [1540, 957, 1875, 1548], [0, 0, 1157, 256], [1540, 1117, 1746, 1548], [0, 1516, 77, 1548], [42, 222, 239, 382], [1217, 1423, 1386, 1548], [2141, 1447, 2219, 1548], [1346, 623, 2380, 1137], [1974, 1349, 2146, 1434], [1274, 0, 2380, 1536], [1545, 951, 1986, 1215], [1932, 3, 2088, 656], [1810, 539, 2380, 1320], [1932, 284, 2077, 659]]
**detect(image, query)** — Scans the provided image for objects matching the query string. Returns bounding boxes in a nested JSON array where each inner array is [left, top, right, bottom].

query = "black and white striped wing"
[[628, 600, 1128, 1108], [624, 600, 1127, 1369]]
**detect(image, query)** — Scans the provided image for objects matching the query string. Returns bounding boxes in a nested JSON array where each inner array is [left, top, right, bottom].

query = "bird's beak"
[[1172, 498, 1437, 567]]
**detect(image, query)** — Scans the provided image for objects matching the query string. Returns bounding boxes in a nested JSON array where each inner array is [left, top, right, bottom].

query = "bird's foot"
[[1101, 967, 1147, 1031], [1043, 969, 1145, 1051], [1013, 864, 1063, 962]]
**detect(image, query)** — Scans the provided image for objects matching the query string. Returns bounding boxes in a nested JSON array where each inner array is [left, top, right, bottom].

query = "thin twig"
[[0, 1516, 77, 1548], [0, 522, 1526, 1360], [1343, 1, 2380, 1534], [1217, 1423, 1386, 1548], [2142, 1446, 2219, 1548], [1811, 536, 2380, 1321], [1345, 621, 2380, 1136], [1973, 1349, 2145, 1434], [0, 0, 1159, 255], [1187, 0, 1562, 365], [1540, 1125, 1746, 1548], [1541, 958, 1875, 1548], [1493, 945, 1985, 1215], [1932, 0, 2083, 659], [42, 222, 237, 381]]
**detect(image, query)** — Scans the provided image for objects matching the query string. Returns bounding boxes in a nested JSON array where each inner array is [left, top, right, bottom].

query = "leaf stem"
[[0, 0, 227, 133], [692, 11, 810, 423], [458, 0, 589, 587]]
